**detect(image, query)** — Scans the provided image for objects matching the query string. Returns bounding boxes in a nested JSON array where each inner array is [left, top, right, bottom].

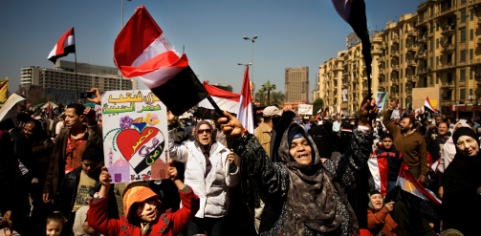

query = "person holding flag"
[[217, 94, 377, 236]]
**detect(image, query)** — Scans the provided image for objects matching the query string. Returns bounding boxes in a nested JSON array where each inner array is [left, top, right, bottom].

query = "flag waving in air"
[[332, 0, 372, 96], [424, 96, 439, 113], [198, 81, 240, 114], [114, 5, 208, 116], [47, 27, 75, 64], [237, 66, 254, 133]]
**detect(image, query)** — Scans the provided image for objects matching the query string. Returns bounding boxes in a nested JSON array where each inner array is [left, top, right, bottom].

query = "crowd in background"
[[0, 89, 480, 236]]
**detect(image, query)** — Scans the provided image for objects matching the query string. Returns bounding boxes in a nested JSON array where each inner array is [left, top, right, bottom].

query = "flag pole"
[[73, 27, 79, 103], [192, 76, 225, 117]]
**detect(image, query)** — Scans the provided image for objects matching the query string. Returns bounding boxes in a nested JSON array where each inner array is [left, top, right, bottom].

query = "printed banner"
[[102, 90, 169, 183], [298, 104, 313, 115]]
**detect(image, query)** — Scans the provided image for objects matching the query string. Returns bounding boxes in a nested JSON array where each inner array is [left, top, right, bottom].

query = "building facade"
[[316, 0, 481, 118], [20, 60, 136, 104], [285, 67, 309, 103]]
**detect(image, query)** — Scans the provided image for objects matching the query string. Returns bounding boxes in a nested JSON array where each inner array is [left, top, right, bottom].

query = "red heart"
[[117, 127, 160, 161]]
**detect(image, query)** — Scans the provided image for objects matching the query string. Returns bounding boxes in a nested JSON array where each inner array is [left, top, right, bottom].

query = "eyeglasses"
[[197, 128, 212, 134]]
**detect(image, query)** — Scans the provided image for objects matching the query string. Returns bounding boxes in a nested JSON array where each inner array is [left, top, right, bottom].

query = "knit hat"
[[452, 127, 479, 146], [123, 185, 160, 220]]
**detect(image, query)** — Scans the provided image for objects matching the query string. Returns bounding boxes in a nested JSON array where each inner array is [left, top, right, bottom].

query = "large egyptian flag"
[[114, 5, 208, 116], [332, 0, 372, 95], [47, 27, 75, 64], [198, 81, 240, 114], [424, 96, 438, 113], [237, 66, 254, 133], [0, 77, 8, 104], [396, 163, 442, 205]]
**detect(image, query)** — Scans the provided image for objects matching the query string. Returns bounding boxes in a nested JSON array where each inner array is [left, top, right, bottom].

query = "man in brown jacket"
[[42, 103, 103, 203], [382, 101, 427, 184]]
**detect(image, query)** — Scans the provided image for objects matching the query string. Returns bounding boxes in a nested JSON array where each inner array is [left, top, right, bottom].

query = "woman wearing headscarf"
[[168, 117, 240, 236], [442, 127, 481, 236], [217, 96, 377, 236], [436, 119, 471, 198]]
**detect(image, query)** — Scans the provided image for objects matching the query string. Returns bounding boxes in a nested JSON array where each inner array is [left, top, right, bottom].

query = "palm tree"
[[262, 81, 276, 105]]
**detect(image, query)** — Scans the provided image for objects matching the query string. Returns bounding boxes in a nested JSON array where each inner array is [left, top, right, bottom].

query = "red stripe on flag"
[[237, 66, 254, 133]]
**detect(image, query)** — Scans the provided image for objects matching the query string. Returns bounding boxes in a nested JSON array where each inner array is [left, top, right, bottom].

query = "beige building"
[[316, 0, 481, 118], [285, 67, 309, 103], [20, 60, 135, 104]]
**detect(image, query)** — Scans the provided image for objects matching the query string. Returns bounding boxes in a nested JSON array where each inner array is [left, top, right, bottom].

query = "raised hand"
[[87, 88, 101, 105], [358, 93, 378, 128], [217, 111, 244, 138]]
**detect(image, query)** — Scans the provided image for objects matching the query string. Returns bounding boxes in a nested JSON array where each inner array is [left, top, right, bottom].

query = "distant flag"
[[396, 163, 442, 205], [114, 5, 208, 116], [237, 66, 254, 133], [424, 96, 438, 113], [199, 81, 240, 114], [332, 0, 372, 96], [0, 77, 8, 104], [47, 27, 75, 64]]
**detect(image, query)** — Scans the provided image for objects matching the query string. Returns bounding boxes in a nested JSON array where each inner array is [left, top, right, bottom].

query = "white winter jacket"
[[168, 130, 240, 218]]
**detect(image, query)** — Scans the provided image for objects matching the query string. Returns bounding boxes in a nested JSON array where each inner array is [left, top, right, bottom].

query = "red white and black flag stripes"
[[114, 5, 207, 116], [47, 27, 75, 63]]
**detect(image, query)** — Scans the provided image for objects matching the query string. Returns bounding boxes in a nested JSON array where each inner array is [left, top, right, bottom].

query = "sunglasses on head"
[[197, 128, 212, 134]]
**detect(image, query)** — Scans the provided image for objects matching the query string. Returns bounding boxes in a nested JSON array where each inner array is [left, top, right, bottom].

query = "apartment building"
[[316, 0, 481, 117], [20, 60, 135, 104], [285, 67, 309, 103]]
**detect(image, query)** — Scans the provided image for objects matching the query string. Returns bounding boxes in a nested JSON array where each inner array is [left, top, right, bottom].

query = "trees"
[[254, 81, 285, 106], [312, 98, 324, 115], [261, 81, 276, 105]]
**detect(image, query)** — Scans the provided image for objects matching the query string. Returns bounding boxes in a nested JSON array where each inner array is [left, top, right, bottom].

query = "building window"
[[461, 9, 467, 23], [460, 69, 466, 82], [460, 50, 467, 62], [471, 70, 474, 80], [436, 56, 439, 66], [471, 10, 474, 21], [460, 28, 467, 42], [436, 73, 439, 84], [470, 29, 474, 41], [470, 49, 474, 60], [460, 88, 466, 101], [436, 38, 440, 48]]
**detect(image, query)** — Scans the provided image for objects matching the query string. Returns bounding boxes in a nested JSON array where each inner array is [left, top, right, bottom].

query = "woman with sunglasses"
[[167, 114, 241, 236]]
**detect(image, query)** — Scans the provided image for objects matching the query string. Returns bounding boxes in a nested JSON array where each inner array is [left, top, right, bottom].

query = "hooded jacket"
[[233, 123, 373, 236]]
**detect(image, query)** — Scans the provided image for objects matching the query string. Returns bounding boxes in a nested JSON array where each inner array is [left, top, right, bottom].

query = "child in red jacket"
[[87, 161, 199, 236]]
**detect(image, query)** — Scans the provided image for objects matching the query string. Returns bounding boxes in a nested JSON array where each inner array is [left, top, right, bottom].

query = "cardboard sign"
[[102, 90, 169, 183], [298, 104, 313, 115]]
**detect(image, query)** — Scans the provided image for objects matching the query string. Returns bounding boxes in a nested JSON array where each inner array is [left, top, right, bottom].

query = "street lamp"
[[120, 0, 132, 90], [243, 35, 258, 83]]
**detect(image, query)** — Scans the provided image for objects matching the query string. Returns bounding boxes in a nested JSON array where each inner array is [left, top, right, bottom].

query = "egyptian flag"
[[237, 66, 254, 133], [47, 28, 75, 64], [332, 0, 372, 94], [114, 5, 207, 116], [396, 163, 442, 205], [424, 96, 438, 113], [198, 81, 240, 114]]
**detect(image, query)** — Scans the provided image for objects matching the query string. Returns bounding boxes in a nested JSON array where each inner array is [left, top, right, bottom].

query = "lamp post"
[[243, 35, 258, 83], [120, 0, 131, 90]]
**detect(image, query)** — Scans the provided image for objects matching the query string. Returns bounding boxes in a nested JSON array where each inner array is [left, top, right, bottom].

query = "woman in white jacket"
[[168, 116, 240, 236]]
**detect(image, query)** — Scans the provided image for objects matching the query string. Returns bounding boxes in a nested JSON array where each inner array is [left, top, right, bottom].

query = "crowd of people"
[[0, 89, 480, 236]]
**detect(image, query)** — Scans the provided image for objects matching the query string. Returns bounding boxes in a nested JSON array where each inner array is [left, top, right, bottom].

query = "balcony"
[[392, 65, 400, 71], [407, 74, 418, 82], [418, 67, 430, 75], [441, 81, 455, 88], [437, 6, 456, 18], [417, 50, 427, 59], [441, 44, 455, 53], [406, 44, 417, 52], [407, 59, 417, 67], [441, 25, 455, 35], [437, 63, 455, 71], [406, 30, 416, 38], [418, 34, 427, 42]]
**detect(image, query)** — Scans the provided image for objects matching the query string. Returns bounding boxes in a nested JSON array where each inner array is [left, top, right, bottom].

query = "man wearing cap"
[[254, 106, 282, 156]]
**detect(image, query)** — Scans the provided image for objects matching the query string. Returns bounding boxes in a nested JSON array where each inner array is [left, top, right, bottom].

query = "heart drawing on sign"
[[116, 127, 160, 161]]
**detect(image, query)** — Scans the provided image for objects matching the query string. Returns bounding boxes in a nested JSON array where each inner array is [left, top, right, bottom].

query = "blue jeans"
[[185, 216, 225, 236]]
